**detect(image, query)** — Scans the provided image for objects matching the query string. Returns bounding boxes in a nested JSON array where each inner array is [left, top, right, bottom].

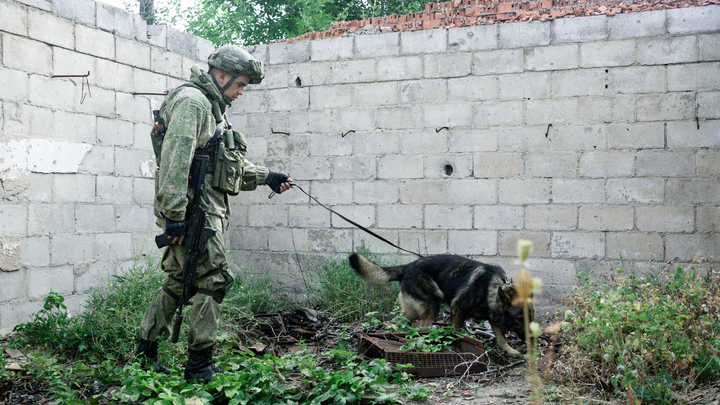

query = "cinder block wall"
[[0, 0, 718, 331], [0, 0, 214, 331], [227, 5, 720, 308]]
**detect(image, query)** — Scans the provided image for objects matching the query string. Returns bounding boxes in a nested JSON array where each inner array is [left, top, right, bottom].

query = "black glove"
[[265, 171, 289, 192], [164, 218, 186, 238]]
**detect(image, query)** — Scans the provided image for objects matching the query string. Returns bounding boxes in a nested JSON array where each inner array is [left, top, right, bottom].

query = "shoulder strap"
[[177, 83, 224, 125]]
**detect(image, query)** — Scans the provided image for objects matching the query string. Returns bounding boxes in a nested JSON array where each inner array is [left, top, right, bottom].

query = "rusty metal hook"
[[52, 71, 91, 104]]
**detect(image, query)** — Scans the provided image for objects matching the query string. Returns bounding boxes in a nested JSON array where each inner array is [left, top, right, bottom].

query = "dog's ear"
[[498, 285, 511, 309]]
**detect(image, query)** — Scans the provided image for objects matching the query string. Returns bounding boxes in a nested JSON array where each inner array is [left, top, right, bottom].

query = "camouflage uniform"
[[139, 65, 268, 351]]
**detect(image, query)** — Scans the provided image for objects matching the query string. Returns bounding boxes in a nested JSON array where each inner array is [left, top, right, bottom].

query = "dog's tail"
[[348, 253, 403, 285]]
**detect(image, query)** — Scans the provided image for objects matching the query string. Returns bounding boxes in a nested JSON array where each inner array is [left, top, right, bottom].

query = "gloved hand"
[[265, 171, 290, 192], [164, 218, 186, 245]]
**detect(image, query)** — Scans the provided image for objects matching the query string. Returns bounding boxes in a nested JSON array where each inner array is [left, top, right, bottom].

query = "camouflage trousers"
[[139, 214, 236, 351]]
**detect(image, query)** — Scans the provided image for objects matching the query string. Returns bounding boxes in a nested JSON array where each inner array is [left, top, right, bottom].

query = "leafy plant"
[[399, 326, 457, 353]]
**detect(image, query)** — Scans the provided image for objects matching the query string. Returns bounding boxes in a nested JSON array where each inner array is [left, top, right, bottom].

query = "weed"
[[399, 326, 457, 353]]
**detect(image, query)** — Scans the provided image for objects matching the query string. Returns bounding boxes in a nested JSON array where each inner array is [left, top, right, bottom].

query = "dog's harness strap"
[[280, 183, 424, 258]]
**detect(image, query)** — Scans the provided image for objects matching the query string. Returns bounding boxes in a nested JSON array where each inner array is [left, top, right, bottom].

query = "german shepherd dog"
[[349, 253, 531, 356]]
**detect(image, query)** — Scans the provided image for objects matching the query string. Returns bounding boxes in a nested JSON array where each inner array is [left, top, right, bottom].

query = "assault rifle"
[[155, 154, 216, 343]]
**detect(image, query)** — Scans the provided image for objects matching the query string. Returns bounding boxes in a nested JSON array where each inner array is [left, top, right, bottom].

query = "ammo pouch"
[[211, 128, 247, 196]]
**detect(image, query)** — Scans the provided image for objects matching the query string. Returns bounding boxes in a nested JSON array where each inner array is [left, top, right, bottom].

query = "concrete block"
[[0, 0, 28, 35], [116, 92, 151, 123], [287, 157, 332, 181], [400, 180, 446, 204], [448, 129, 497, 153], [75, 85, 115, 118], [354, 181, 399, 204], [3, 34, 52, 76], [498, 20, 550, 49], [637, 150, 695, 177], [699, 91, 720, 119], [526, 44, 578, 71], [53, 47, 96, 84], [527, 152, 577, 178], [697, 150, 720, 177], [526, 205, 577, 230], [580, 40, 636, 68], [53, 174, 95, 202], [608, 9, 666, 39], [97, 2, 134, 38], [667, 119, 720, 148], [0, 69, 30, 102], [267, 135, 309, 158], [28, 8, 74, 49], [376, 106, 423, 130], [150, 47, 182, 78], [525, 98, 579, 125], [26, 139, 92, 174], [196, 37, 214, 61], [309, 229, 352, 253], [667, 62, 720, 91], [552, 125, 606, 151], [115, 204, 155, 233], [498, 72, 549, 100], [330, 59, 375, 84], [96, 175, 134, 204], [498, 179, 550, 204], [352, 229, 398, 254], [376, 56, 422, 81], [133, 67, 167, 95], [448, 24, 497, 52], [474, 101, 523, 127], [446, 179, 495, 204], [401, 28, 447, 54], [80, 145, 114, 174], [606, 178, 665, 204], [606, 232, 664, 261], [53, 110, 96, 144], [574, 98, 612, 124], [133, 13, 148, 42], [697, 206, 720, 234], [115, 38, 150, 69], [612, 94, 636, 123], [552, 69, 605, 97], [52, 0, 95, 25], [335, 108, 376, 132], [552, 14, 607, 43], [448, 76, 498, 101], [28, 265, 74, 298], [666, 179, 720, 204], [330, 205, 374, 229], [378, 205, 423, 229], [133, 178, 154, 204], [474, 205, 523, 230], [425, 205, 473, 230], [667, 4, 720, 34], [146, 25, 166, 47], [311, 36, 353, 61], [424, 52, 471, 78], [166, 27, 194, 58], [637, 92, 696, 121], [637, 36, 697, 65], [285, 62, 332, 88], [607, 122, 665, 149], [0, 203, 28, 235], [472, 49, 523, 75], [333, 156, 376, 179], [75, 204, 115, 233], [269, 40, 310, 65], [666, 233, 720, 261], [353, 82, 397, 106], [552, 179, 605, 204], [49, 233, 94, 265], [579, 205, 634, 231], [0, 299, 44, 332], [115, 148, 154, 177], [307, 181, 353, 205], [424, 104, 472, 128], [699, 34, 720, 61], [94, 232, 134, 261], [309, 133, 353, 157], [580, 151, 635, 178], [609, 66, 666, 94], [266, 228, 304, 252], [399, 230, 447, 255], [20, 236, 49, 267], [448, 230, 497, 256], [426, 154, 473, 179], [498, 230, 550, 258], [97, 117, 133, 147], [354, 32, 400, 58], [95, 58, 135, 92], [0, 236, 21, 271], [19, 173, 52, 203], [247, 205, 289, 228], [637, 206, 694, 232], [474, 152, 522, 177], [551, 232, 605, 259], [0, 268, 25, 301], [378, 155, 424, 179], [401, 129, 448, 154], [76, 25, 115, 60]]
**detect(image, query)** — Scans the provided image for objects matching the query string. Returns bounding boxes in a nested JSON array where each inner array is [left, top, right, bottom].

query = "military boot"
[[135, 339, 170, 374], [184, 346, 227, 382]]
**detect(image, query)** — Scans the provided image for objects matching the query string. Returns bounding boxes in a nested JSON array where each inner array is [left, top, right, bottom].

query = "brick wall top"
[[283, 0, 719, 41]]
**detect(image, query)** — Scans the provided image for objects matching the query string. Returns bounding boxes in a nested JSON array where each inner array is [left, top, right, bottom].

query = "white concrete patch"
[[26, 139, 93, 173]]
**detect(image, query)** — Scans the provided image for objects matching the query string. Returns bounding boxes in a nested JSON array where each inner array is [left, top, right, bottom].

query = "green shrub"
[[552, 263, 720, 404]]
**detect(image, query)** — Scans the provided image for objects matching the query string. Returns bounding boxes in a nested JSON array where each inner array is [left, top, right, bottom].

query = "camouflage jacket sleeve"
[[155, 94, 207, 221], [240, 155, 269, 191]]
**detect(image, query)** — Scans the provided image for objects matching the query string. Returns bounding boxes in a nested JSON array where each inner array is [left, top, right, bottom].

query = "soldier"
[[136, 45, 293, 382]]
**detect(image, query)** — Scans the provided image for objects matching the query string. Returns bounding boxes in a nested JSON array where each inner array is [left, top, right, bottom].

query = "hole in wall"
[[444, 164, 454, 176], [295, 77, 302, 87]]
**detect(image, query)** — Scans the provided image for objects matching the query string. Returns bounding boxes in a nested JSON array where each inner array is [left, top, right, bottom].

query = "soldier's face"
[[223, 74, 250, 102]]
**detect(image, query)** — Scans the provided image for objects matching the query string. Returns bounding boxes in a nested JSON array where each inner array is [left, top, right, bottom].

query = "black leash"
[[270, 183, 424, 258]]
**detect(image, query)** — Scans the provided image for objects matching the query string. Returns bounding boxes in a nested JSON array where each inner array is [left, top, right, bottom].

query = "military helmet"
[[208, 45, 264, 84]]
